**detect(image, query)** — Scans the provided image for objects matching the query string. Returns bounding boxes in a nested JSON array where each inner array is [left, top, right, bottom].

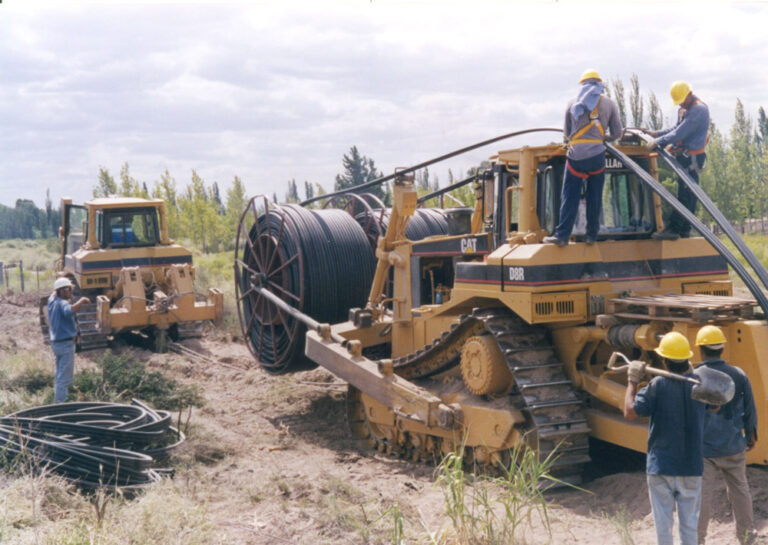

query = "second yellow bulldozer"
[[41, 197, 223, 351]]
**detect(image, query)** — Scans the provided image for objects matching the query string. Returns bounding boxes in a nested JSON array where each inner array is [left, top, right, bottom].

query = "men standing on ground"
[[646, 81, 710, 240], [543, 68, 623, 247], [623, 332, 706, 545], [695, 325, 757, 545], [47, 277, 89, 403]]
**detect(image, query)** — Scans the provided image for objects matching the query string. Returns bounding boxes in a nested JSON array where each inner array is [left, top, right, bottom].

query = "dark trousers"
[[553, 151, 605, 241], [667, 153, 706, 236]]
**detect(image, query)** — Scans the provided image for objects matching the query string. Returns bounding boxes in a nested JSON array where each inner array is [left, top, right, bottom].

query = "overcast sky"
[[1, 0, 767, 209]]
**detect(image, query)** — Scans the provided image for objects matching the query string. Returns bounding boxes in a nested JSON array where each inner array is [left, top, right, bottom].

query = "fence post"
[[19, 260, 24, 293], [36, 265, 40, 291], [3, 264, 8, 289], [0, 261, 3, 287]]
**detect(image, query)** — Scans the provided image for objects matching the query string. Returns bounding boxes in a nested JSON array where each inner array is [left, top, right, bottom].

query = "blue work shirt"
[[634, 374, 706, 476], [656, 95, 710, 153], [47, 293, 78, 342], [700, 358, 757, 458]]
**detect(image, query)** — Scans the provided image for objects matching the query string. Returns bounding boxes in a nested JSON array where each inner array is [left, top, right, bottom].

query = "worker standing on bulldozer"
[[543, 69, 623, 246], [646, 81, 710, 240], [624, 332, 706, 545], [695, 325, 757, 545], [47, 278, 89, 402]]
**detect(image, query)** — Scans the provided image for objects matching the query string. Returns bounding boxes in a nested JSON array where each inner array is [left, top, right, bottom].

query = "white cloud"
[[1, 1, 768, 208]]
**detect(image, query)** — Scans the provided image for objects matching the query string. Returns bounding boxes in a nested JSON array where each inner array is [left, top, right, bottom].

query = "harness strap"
[[569, 98, 605, 146], [566, 160, 605, 179]]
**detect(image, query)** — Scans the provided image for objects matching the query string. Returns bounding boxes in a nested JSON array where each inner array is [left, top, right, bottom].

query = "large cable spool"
[[354, 208, 450, 250], [234, 197, 375, 374]]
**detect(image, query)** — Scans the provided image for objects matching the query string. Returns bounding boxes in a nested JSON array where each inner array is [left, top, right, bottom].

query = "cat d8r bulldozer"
[[235, 129, 768, 482], [41, 197, 223, 351]]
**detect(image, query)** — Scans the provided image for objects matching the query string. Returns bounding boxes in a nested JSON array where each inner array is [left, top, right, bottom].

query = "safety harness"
[[668, 98, 709, 156], [566, 160, 605, 179], [568, 97, 605, 146], [667, 98, 709, 174]]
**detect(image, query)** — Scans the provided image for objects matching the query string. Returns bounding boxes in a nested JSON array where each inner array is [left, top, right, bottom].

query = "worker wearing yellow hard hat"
[[623, 330, 706, 545], [543, 69, 624, 247], [645, 81, 711, 241], [695, 325, 757, 545]]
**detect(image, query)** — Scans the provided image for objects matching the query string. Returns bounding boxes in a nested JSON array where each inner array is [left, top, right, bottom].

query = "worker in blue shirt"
[[695, 325, 757, 545], [47, 277, 89, 402], [646, 81, 710, 240], [543, 69, 623, 246], [624, 332, 707, 545]]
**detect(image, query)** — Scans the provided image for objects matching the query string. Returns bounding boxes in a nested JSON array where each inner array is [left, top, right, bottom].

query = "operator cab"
[[492, 145, 659, 246], [97, 207, 160, 248], [536, 154, 655, 242]]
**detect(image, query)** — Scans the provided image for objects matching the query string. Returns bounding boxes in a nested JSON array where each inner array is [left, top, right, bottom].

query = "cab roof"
[[85, 197, 164, 209]]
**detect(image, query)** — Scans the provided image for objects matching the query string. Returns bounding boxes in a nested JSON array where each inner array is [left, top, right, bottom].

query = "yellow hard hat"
[[655, 331, 693, 360], [695, 325, 727, 347], [670, 81, 692, 105], [579, 69, 602, 84]]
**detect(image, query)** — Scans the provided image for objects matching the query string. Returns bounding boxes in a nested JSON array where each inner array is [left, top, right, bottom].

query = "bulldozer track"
[[348, 307, 591, 482], [75, 302, 110, 351]]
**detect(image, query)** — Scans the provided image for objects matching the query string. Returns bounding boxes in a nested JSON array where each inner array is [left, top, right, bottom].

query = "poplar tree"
[[629, 73, 644, 127], [93, 167, 117, 198]]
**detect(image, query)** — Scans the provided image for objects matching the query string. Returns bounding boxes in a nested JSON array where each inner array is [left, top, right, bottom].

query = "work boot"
[[585, 236, 597, 245], [542, 236, 568, 246], [651, 229, 679, 241]]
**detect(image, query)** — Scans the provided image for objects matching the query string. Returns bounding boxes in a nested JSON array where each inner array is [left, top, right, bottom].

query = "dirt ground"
[[2, 292, 767, 544]]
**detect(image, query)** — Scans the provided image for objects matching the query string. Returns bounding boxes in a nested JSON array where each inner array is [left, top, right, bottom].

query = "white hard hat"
[[53, 277, 73, 291]]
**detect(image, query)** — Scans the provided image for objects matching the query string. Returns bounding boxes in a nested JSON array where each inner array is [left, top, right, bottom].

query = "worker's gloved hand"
[[646, 130, 659, 137], [645, 138, 657, 150], [627, 360, 648, 384]]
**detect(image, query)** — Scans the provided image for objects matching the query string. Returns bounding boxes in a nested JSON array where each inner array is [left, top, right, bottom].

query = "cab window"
[[101, 208, 159, 247]]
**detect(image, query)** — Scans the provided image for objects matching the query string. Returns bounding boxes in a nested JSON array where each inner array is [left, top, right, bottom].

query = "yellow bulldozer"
[[234, 129, 768, 482], [41, 197, 223, 351]]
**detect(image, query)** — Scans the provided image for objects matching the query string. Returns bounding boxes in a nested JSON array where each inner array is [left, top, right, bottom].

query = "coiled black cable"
[[0, 400, 183, 490], [354, 208, 449, 248], [240, 205, 375, 374]]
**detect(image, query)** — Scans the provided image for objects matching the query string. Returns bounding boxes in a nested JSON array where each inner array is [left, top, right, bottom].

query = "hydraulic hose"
[[0, 400, 183, 490], [605, 142, 768, 315]]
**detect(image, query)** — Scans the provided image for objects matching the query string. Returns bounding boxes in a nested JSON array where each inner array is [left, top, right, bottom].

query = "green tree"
[[118, 163, 140, 197], [152, 170, 181, 240], [699, 122, 729, 226], [304, 181, 314, 202], [225, 175, 249, 246], [629, 73, 643, 127], [728, 99, 756, 228], [646, 91, 663, 131], [334, 146, 390, 204], [756, 106, 768, 147], [178, 170, 226, 252], [93, 167, 117, 198], [611, 77, 627, 128], [285, 179, 299, 203]]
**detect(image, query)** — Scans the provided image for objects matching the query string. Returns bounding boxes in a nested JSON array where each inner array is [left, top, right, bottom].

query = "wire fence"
[[0, 260, 56, 294]]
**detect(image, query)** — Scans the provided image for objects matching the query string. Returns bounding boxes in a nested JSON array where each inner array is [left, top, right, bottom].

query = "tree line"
[[4, 83, 768, 247], [0, 190, 61, 240]]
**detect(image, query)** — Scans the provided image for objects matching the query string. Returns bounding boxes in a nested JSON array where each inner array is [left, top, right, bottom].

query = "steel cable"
[[0, 400, 183, 490]]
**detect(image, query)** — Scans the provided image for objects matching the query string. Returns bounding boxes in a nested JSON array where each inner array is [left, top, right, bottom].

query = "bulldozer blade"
[[691, 366, 735, 406]]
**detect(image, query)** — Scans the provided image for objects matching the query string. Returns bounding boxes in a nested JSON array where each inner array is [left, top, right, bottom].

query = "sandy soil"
[[2, 292, 767, 544]]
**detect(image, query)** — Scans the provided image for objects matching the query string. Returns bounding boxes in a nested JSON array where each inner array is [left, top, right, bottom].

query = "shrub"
[[72, 351, 203, 410]]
